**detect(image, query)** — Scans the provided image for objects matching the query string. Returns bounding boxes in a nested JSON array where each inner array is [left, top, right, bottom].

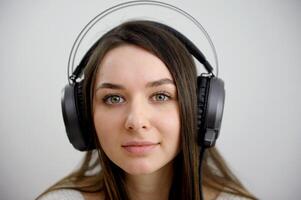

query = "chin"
[[121, 161, 159, 175]]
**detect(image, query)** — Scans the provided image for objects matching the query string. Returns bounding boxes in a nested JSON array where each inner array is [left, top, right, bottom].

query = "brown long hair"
[[37, 20, 257, 200]]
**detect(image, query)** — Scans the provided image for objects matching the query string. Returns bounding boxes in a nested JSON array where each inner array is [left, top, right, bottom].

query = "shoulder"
[[217, 192, 250, 200], [37, 189, 84, 200], [37, 189, 105, 200]]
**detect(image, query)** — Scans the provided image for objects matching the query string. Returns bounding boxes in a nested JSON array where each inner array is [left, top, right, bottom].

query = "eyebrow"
[[95, 78, 175, 91]]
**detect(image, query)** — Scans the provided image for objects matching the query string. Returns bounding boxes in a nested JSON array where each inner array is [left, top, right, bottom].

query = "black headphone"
[[61, 21, 225, 151]]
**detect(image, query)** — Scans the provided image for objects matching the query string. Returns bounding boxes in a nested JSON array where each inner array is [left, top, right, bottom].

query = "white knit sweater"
[[38, 189, 247, 200]]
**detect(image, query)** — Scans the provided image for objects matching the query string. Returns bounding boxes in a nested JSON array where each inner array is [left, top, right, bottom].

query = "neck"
[[125, 161, 174, 200]]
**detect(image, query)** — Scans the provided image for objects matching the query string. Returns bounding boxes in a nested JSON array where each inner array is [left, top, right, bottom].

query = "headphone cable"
[[199, 146, 206, 200]]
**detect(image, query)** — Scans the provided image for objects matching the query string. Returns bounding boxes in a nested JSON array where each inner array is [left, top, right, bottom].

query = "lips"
[[122, 141, 158, 146], [121, 141, 159, 154]]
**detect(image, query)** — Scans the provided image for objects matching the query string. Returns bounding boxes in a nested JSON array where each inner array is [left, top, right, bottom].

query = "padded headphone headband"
[[148, 21, 214, 73]]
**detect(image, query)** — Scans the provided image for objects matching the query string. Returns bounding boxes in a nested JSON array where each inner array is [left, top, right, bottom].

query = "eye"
[[152, 92, 171, 102], [103, 95, 125, 105]]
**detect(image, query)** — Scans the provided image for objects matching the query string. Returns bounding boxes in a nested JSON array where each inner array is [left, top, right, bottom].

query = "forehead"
[[95, 44, 173, 83]]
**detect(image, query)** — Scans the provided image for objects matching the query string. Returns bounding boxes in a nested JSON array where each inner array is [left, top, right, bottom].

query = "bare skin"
[[124, 160, 174, 200], [83, 45, 220, 200]]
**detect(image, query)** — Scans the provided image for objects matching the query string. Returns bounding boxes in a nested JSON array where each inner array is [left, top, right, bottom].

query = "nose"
[[124, 100, 151, 132]]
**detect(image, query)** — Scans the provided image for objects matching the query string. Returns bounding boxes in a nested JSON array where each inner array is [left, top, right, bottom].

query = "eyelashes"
[[102, 91, 173, 105], [151, 91, 172, 102], [102, 94, 125, 105]]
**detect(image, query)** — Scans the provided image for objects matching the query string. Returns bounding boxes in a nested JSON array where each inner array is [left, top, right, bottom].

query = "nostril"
[[124, 112, 150, 131], [126, 124, 148, 131]]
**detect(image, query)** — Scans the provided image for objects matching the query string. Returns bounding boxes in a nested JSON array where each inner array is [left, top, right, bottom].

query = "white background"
[[0, 0, 300, 199]]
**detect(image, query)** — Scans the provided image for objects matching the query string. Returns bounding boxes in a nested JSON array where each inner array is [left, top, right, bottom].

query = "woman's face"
[[92, 44, 181, 175]]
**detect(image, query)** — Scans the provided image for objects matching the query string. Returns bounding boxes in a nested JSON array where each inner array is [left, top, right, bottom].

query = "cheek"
[[93, 108, 123, 150], [156, 104, 181, 147]]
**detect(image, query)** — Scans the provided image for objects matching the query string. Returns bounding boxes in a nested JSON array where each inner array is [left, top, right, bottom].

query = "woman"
[[37, 20, 257, 200]]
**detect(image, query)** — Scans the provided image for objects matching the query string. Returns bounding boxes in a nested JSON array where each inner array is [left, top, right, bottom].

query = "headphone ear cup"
[[197, 75, 225, 148], [197, 76, 210, 146], [61, 81, 96, 151]]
